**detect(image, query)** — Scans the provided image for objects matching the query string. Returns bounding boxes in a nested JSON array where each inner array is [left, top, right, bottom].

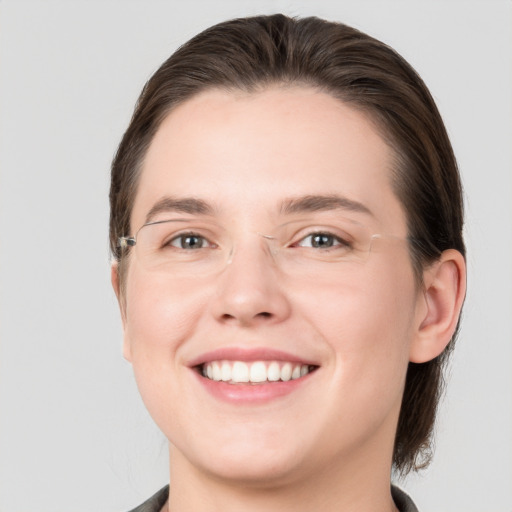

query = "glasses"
[[118, 217, 408, 279]]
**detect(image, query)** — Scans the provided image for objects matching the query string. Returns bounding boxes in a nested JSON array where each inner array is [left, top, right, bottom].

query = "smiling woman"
[[109, 14, 466, 512]]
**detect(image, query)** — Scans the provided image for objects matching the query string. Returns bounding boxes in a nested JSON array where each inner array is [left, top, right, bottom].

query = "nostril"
[[221, 311, 272, 322]]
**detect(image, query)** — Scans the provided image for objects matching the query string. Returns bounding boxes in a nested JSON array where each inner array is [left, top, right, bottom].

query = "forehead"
[[132, 86, 406, 232]]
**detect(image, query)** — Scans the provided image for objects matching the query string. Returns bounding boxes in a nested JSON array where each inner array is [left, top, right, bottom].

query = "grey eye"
[[311, 234, 335, 248], [297, 233, 347, 249], [169, 234, 210, 249]]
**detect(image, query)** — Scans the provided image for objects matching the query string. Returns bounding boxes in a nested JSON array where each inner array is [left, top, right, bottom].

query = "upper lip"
[[187, 347, 319, 368]]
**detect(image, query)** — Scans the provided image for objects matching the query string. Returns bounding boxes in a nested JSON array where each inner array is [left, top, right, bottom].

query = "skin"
[[112, 87, 466, 512]]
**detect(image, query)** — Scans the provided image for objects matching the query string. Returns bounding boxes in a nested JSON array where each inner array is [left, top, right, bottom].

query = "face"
[[117, 87, 425, 486]]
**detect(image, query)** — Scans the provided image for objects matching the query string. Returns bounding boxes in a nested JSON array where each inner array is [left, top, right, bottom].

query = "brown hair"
[[110, 14, 465, 474]]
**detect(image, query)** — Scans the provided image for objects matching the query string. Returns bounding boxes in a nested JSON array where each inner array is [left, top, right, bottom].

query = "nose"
[[210, 236, 291, 327]]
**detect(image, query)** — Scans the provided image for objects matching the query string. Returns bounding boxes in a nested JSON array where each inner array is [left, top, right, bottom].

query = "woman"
[[109, 14, 466, 512]]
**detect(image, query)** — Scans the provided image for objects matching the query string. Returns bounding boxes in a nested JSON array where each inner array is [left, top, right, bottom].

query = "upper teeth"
[[202, 360, 312, 384]]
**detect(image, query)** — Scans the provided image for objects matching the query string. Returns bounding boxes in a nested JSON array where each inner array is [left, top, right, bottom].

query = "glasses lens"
[[135, 219, 227, 275], [132, 217, 376, 279]]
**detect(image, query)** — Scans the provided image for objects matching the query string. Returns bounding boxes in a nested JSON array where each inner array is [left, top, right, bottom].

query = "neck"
[[166, 441, 399, 512]]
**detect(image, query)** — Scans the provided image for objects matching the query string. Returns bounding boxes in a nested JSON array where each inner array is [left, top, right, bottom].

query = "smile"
[[201, 360, 317, 384]]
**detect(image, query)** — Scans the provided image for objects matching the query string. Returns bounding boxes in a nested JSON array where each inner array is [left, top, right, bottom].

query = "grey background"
[[0, 1, 511, 511]]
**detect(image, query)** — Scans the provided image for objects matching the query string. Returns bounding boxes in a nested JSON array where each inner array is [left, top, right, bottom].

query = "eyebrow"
[[280, 194, 373, 217], [145, 196, 215, 223], [144, 193, 373, 224]]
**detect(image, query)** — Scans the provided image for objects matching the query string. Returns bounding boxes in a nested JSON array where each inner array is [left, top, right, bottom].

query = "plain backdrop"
[[0, 1, 511, 511]]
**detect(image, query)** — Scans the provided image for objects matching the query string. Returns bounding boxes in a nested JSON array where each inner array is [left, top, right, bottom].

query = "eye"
[[167, 233, 213, 250], [296, 232, 350, 249]]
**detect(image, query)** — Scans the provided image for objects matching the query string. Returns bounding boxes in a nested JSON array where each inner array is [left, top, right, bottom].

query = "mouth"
[[189, 348, 320, 403], [198, 360, 318, 384]]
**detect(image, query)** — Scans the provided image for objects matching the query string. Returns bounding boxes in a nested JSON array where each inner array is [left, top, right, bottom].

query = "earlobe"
[[111, 262, 132, 362], [409, 249, 467, 363]]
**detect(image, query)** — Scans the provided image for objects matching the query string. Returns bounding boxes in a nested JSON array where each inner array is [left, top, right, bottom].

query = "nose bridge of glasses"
[[225, 230, 280, 267]]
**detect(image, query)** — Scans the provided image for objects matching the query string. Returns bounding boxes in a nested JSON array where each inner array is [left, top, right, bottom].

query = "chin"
[[172, 426, 311, 488], [199, 450, 306, 488]]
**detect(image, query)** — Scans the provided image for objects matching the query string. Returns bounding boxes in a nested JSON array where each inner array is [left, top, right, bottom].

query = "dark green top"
[[127, 484, 419, 512]]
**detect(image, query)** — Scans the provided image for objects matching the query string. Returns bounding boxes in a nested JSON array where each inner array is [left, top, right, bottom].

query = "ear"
[[409, 249, 466, 363], [111, 262, 132, 362]]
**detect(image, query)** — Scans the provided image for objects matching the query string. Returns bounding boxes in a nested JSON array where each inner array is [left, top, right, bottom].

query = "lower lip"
[[192, 370, 313, 404]]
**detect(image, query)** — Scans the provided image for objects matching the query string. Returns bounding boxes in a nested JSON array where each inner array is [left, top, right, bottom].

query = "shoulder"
[[124, 484, 415, 512], [126, 485, 169, 512], [391, 485, 419, 512]]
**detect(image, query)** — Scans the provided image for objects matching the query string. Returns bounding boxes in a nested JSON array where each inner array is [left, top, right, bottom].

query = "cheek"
[[122, 267, 209, 416], [298, 260, 418, 390], [122, 268, 211, 434], [125, 268, 205, 355]]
